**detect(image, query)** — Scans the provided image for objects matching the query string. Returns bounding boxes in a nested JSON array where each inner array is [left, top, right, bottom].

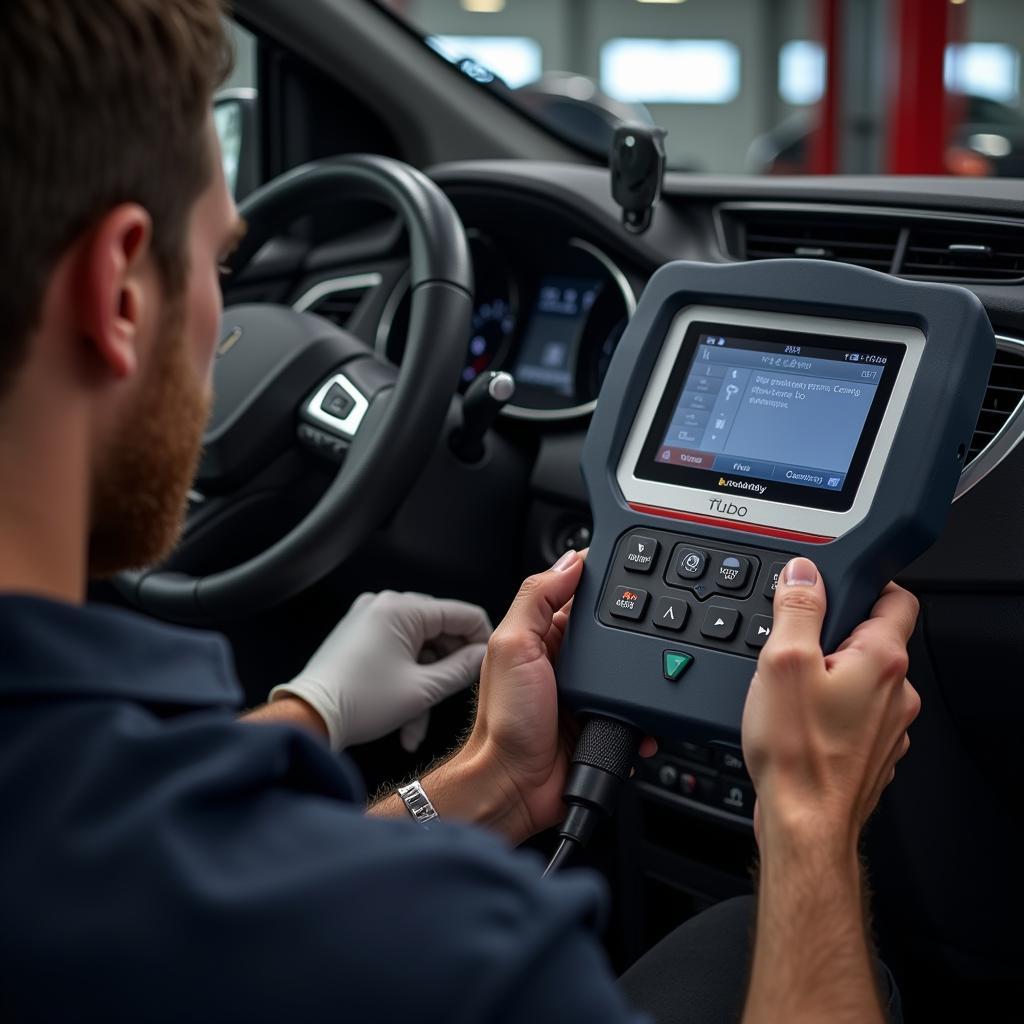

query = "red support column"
[[886, 0, 961, 174], [809, 0, 841, 174]]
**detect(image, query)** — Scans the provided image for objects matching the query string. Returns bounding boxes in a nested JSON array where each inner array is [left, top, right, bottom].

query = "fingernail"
[[552, 549, 578, 571], [783, 557, 818, 586]]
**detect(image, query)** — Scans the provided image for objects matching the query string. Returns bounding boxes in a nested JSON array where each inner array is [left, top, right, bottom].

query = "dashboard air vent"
[[738, 211, 900, 271], [292, 273, 383, 330], [900, 222, 1024, 282], [966, 342, 1024, 464]]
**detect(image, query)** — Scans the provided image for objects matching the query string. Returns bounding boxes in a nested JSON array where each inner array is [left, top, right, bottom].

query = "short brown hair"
[[0, 0, 231, 394]]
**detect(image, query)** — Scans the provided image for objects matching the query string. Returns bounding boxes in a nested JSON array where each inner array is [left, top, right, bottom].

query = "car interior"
[[95, 0, 1023, 1018]]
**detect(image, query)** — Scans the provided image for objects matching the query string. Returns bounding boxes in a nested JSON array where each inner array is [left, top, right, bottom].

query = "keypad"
[[597, 527, 795, 658]]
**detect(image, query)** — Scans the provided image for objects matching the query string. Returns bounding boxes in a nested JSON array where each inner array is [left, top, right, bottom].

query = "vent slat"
[[965, 346, 1024, 466], [902, 223, 1024, 282], [736, 213, 899, 270]]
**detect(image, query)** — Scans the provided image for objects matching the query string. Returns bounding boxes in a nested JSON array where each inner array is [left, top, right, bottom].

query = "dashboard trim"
[[292, 273, 384, 315], [954, 334, 1024, 501], [502, 237, 638, 422]]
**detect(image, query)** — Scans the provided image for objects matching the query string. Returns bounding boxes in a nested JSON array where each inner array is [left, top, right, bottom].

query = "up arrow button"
[[663, 651, 694, 682]]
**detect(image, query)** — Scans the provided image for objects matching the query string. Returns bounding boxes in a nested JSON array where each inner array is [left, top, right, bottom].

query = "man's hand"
[[743, 557, 921, 851], [266, 591, 491, 752], [741, 557, 921, 1024]]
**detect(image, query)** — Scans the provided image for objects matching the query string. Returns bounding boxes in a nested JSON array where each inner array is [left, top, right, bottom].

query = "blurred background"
[[345, 0, 1024, 177]]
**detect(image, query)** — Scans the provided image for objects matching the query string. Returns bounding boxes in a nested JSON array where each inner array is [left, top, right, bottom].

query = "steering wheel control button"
[[663, 650, 694, 682], [764, 561, 787, 600], [305, 373, 370, 438], [715, 554, 751, 590], [652, 596, 688, 631], [745, 614, 774, 648], [624, 534, 659, 573], [675, 547, 708, 580], [701, 606, 740, 641], [714, 745, 747, 777], [320, 382, 356, 420], [716, 779, 755, 818], [608, 586, 649, 620]]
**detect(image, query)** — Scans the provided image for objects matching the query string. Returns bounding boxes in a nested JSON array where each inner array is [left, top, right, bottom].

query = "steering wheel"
[[116, 155, 472, 623]]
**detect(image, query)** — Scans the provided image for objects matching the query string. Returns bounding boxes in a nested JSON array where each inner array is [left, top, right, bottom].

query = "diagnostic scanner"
[[556, 258, 994, 747]]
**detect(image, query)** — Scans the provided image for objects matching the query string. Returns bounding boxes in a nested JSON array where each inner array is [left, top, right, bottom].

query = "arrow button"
[[653, 596, 688, 632], [744, 614, 774, 649], [663, 650, 694, 682], [700, 605, 740, 641]]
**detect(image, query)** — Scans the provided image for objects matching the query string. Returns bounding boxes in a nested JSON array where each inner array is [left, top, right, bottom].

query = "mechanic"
[[0, 3, 920, 1023]]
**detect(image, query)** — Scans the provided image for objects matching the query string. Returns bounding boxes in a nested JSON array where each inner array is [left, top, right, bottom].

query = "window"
[[779, 40, 825, 106], [599, 39, 741, 105], [944, 43, 1020, 103], [428, 35, 542, 89]]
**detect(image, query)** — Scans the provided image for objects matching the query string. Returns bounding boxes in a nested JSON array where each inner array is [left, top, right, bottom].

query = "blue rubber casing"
[[556, 259, 994, 743]]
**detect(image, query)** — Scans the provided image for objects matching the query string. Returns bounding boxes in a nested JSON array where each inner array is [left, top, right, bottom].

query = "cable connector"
[[543, 716, 641, 876]]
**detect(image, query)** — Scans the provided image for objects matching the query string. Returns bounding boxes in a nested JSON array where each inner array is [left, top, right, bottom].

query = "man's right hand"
[[742, 557, 921, 853]]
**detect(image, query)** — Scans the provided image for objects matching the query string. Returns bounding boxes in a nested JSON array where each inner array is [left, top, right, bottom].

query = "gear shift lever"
[[450, 371, 515, 463]]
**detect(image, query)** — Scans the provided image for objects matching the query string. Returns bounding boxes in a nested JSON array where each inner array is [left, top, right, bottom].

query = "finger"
[[421, 641, 488, 697], [763, 558, 827, 665], [402, 595, 493, 645], [832, 584, 919, 658], [399, 712, 430, 753], [542, 604, 574, 663], [490, 551, 585, 668]]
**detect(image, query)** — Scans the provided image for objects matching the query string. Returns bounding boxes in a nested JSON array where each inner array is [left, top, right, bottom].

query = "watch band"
[[396, 779, 439, 829]]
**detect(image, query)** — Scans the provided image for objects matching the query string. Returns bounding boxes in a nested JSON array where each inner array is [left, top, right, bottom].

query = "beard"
[[87, 295, 211, 578]]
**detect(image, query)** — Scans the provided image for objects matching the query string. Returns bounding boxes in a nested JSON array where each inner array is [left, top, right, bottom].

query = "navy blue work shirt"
[[0, 595, 644, 1023]]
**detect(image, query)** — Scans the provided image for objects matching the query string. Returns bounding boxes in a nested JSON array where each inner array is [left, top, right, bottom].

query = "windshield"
[[375, 0, 1024, 178]]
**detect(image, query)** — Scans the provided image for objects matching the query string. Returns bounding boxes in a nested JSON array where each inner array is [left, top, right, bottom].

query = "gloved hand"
[[269, 591, 491, 753]]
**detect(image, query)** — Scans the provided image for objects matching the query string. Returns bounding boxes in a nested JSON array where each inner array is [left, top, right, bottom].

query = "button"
[[745, 614, 773, 648], [652, 596, 688, 631], [675, 548, 707, 580], [715, 554, 751, 590], [623, 534, 659, 573], [321, 382, 355, 420], [657, 763, 679, 789], [700, 606, 739, 640], [679, 770, 699, 796], [678, 741, 712, 765], [764, 561, 787, 600], [608, 586, 649, 620], [716, 779, 755, 817], [714, 745, 747, 777], [663, 650, 693, 681]]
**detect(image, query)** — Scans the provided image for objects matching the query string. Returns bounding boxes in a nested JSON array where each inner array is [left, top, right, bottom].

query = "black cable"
[[543, 716, 641, 876], [541, 837, 578, 878]]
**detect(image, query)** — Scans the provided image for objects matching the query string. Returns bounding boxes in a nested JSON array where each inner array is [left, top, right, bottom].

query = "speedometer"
[[462, 232, 517, 386], [378, 231, 517, 391]]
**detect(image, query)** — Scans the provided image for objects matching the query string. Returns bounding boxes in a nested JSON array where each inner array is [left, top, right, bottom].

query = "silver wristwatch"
[[396, 779, 439, 829]]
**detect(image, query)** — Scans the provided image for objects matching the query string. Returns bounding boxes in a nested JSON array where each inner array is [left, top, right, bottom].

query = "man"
[[0, 3, 920, 1022]]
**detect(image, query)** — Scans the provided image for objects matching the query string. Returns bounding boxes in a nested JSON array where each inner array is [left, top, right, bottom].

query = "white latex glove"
[[269, 591, 491, 753]]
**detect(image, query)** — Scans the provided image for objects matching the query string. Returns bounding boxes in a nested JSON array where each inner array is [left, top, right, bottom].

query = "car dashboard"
[[219, 161, 1024, 1014]]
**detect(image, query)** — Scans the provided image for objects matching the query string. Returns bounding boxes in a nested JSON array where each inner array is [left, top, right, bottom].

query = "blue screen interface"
[[657, 332, 894, 492]]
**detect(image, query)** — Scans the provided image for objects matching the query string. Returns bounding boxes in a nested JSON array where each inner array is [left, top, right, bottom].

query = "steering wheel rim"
[[116, 154, 473, 623]]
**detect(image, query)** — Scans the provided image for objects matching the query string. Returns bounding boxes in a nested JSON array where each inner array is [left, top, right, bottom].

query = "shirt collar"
[[0, 594, 242, 710]]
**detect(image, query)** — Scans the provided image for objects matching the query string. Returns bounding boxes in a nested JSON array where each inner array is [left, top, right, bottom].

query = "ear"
[[75, 204, 155, 381]]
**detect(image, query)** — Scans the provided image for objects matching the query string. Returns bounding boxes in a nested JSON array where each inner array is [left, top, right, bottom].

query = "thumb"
[[420, 641, 488, 699], [766, 557, 827, 657], [492, 550, 585, 667]]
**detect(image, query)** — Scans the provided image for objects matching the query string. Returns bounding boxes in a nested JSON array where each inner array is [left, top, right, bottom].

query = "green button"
[[663, 651, 693, 681]]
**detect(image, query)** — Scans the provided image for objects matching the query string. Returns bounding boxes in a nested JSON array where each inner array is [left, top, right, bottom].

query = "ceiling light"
[[461, 0, 506, 12], [637, 1, 689, 5]]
